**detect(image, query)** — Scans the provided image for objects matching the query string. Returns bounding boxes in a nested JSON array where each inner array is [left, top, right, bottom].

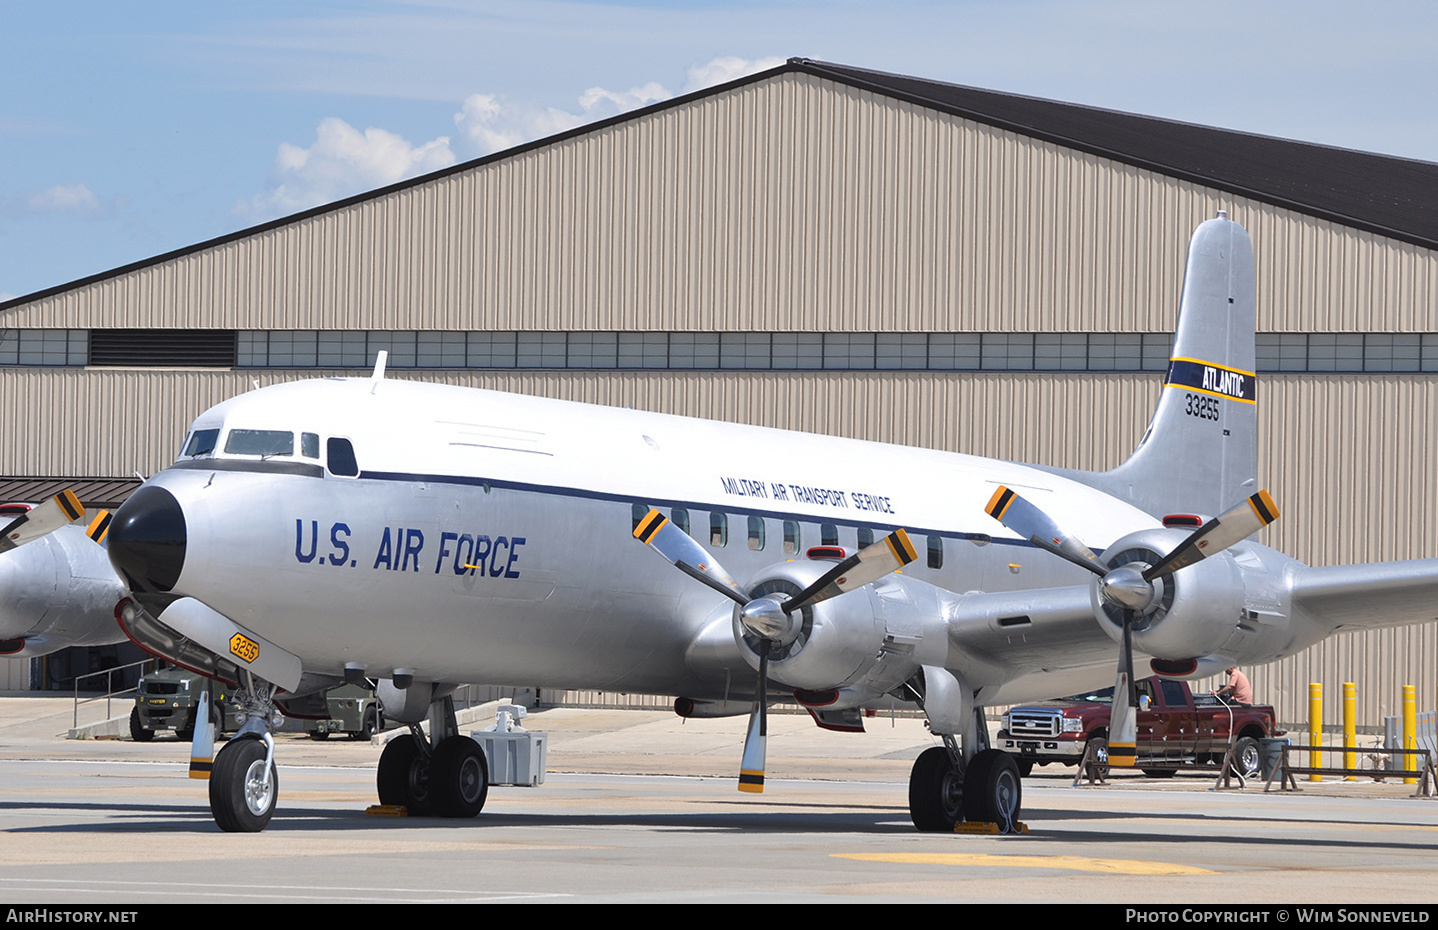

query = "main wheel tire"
[[1231, 736, 1261, 778], [209, 737, 277, 833], [129, 707, 153, 742], [309, 729, 329, 740], [1142, 767, 1178, 778], [962, 749, 1022, 832], [908, 746, 963, 832], [431, 736, 489, 818], [1086, 736, 1110, 778], [377, 734, 433, 815]]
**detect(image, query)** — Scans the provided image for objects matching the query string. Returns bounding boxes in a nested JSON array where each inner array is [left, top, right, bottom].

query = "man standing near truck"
[[1216, 666, 1253, 704]]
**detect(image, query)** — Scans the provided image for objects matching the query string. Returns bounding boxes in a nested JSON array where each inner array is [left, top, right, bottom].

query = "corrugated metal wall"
[[5, 74, 1437, 335], [1, 71, 1435, 726]]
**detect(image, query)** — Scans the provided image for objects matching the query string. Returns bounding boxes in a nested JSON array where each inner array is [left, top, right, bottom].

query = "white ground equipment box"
[[472, 702, 546, 786]]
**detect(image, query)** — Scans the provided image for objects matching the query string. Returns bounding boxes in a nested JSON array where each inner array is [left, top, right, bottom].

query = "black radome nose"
[[108, 485, 187, 593]]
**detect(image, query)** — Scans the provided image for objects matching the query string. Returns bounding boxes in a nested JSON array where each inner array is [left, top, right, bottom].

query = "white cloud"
[[24, 183, 100, 214], [236, 56, 787, 220], [237, 117, 456, 221], [455, 56, 782, 157], [682, 56, 785, 94]]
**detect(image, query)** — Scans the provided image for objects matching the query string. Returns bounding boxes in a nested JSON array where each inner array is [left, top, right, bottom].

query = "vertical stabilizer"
[[1081, 214, 1258, 517]]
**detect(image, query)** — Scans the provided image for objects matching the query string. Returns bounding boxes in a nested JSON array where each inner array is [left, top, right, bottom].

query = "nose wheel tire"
[[908, 746, 963, 832], [962, 749, 1022, 833], [431, 736, 490, 818], [209, 736, 277, 833], [377, 733, 433, 816]]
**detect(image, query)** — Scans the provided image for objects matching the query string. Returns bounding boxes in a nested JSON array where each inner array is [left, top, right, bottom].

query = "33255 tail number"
[[1184, 392, 1221, 421]]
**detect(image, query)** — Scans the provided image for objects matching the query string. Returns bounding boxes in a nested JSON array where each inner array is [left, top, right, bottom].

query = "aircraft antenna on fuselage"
[[370, 350, 388, 392]]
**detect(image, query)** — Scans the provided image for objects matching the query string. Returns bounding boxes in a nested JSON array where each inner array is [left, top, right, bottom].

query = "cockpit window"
[[181, 428, 220, 458], [300, 432, 320, 458], [224, 429, 294, 457], [327, 437, 359, 477]]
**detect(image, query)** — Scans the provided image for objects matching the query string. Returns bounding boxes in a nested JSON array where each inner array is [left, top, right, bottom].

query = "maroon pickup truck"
[[997, 676, 1280, 777]]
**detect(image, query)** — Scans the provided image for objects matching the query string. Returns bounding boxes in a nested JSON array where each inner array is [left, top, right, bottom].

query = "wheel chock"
[[365, 804, 409, 817], [955, 821, 1029, 835]]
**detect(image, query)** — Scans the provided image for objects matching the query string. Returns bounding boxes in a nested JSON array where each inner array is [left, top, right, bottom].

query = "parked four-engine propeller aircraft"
[[70, 213, 1438, 833]]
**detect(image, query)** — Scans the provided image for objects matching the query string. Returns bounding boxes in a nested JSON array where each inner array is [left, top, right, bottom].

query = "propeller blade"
[[787, 528, 918, 610], [1143, 490, 1279, 581], [1108, 612, 1139, 769], [189, 689, 215, 780], [738, 645, 769, 793], [984, 486, 1106, 577], [86, 510, 112, 547], [633, 508, 749, 605], [0, 489, 85, 553]]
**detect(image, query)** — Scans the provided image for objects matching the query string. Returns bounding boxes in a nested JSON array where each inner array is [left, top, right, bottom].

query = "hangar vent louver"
[[88, 329, 237, 367]]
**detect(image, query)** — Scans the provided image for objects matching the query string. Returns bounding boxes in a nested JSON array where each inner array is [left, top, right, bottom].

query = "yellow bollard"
[[1403, 685, 1417, 785], [1309, 682, 1322, 782], [1343, 682, 1356, 781]]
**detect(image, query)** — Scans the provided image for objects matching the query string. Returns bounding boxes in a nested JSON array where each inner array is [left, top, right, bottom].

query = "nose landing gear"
[[208, 674, 281, 833]]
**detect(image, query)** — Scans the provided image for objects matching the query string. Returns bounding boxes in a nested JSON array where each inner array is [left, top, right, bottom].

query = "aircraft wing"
[[943, 585, 1112, 673], [1290, 559, 1438, 632]]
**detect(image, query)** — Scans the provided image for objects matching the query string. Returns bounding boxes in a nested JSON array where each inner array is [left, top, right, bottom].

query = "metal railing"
[[72, 657, 160, 728]]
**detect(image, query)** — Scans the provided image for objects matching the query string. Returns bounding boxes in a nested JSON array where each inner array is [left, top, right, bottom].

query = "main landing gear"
[[908, 739, 1022, 833], [376, 695, 489, 819], [906, 668, 1023, 834]]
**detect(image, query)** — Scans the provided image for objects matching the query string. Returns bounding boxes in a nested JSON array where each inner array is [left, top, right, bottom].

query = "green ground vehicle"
[[130, 668, 238, 741], [307, 683, 383, 740]]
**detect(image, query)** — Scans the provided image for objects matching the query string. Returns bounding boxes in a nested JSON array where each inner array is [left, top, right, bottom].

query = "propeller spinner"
[[634, 508, 917, 792], [985, 486, 1278, 769]]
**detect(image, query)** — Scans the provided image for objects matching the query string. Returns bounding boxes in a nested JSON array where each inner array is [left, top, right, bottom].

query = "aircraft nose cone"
[[108, 485, 187, 593]]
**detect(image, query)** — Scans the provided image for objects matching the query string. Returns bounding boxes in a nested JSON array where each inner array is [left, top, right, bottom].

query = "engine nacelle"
[[0, 526, 128, 657], [1092, 527, 1246, 661], [732, 559, 921, 693]]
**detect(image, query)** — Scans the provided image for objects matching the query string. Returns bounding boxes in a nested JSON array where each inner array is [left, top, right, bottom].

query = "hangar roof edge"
[[5, 58, 1437, 313], [797, 58, 1438, 251]]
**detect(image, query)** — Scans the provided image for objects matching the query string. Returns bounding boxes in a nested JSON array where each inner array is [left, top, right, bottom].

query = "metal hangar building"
[[3, 59, 1436, 729]]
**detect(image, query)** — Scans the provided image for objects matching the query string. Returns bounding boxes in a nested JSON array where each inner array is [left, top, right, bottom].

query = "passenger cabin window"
[[327, 437, 359, 477], [927, 535, 944, 570], [783, 520, 800, 554], [748, 515, 765, 551], [671, 508, 690, 536], [180, 428, 219, 459], [821, 523, 838, 547], [301, 432, 320, 458], [857, 527, 874, 548], [710, 512, 728, 548], [224, 429, 293, 457]]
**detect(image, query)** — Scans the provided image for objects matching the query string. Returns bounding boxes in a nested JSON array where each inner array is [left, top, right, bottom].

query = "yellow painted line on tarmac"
[[833, 852, 1215, 875]]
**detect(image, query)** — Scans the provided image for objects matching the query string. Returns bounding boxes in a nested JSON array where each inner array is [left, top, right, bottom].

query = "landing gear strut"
[[376, 695, 489, 818]]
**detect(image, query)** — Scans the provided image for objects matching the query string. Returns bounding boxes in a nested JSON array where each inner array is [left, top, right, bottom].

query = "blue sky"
[[3, 1, 1437, 302]]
